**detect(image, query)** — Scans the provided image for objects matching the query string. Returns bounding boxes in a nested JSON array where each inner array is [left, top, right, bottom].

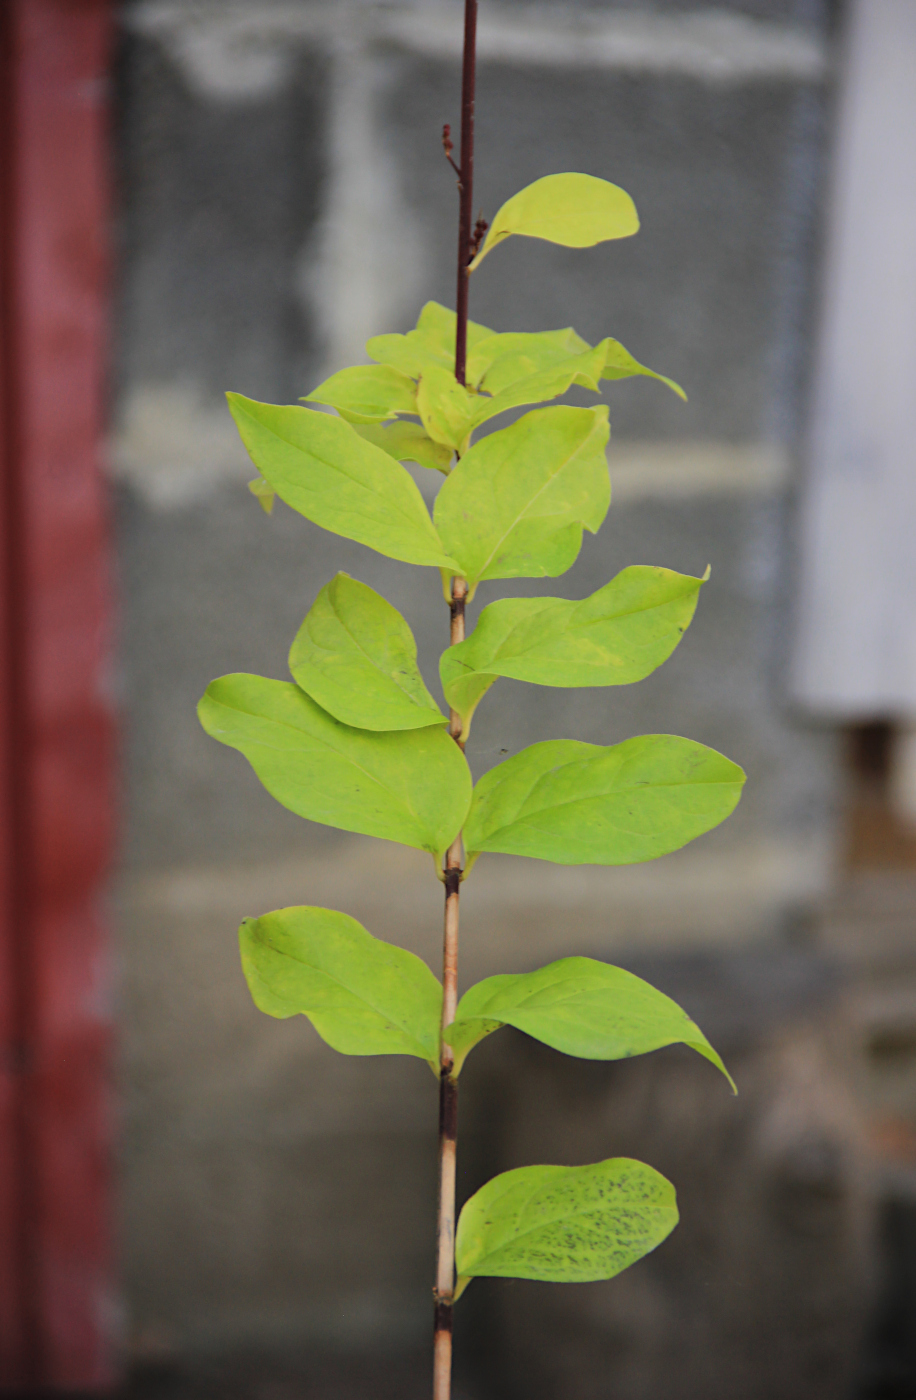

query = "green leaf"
[[303, 364, 418, 424], [434, 406, 610, 587], [469, 173, 639, 272], [444, 956, 733, 1086], [415, 300, 495, 356], [440, 567, 706, 732], [601, 339, 686, 402], [469, 330, 684, 403], [467, 328, 592, 394], [226, 394, 458, 569], [367, 301, 494, 380], [436, 668, 498, 745], [454, 1158, 677, 1294], [416, 365, 478, 450], [352, 421, 453, 474], [248, 476, 276, 514], [412, 344, 610, 452], [239, 905, 442, 1068], [364, 331, 445, 380], [289, 573, 446, 732], [468, 344, 609, 431], [464, 734, 745, 866], [198, 673, 470, 856]]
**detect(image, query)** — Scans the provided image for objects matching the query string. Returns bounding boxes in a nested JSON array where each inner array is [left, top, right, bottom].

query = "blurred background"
[[2, 0, 916, 1396]]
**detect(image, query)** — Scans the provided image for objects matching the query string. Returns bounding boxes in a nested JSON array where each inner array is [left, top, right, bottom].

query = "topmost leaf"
[[469, 174, 639, 272]]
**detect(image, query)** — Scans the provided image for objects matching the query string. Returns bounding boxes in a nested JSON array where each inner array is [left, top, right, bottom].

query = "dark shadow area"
[[857, 1200, 916, 1399]]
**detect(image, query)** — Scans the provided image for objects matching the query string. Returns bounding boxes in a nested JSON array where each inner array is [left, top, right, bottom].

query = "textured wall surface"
[[112, 0, 848, 1381]]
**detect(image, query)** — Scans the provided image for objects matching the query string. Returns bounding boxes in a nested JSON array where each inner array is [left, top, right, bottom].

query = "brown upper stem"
[[454, 0, 478, 386]]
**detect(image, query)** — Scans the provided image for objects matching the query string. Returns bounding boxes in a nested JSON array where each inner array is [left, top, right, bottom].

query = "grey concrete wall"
[[113, 0, 845, 1379]]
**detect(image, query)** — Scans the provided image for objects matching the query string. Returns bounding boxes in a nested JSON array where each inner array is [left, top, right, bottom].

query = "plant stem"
[[433, 576, 467, 1400], [434, 7, 476, 1393], [454, 0, 478, 387]]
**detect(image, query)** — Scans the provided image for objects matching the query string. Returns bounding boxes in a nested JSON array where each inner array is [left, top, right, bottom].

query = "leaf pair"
[[228, 394, 611, 586], [239, 903, 691, 1295], [198, 684, 743, 872], [199, 562, 741, 867], [238, 905, 731, 1087], [199, 673, 743, 869], [306, 315, 683, 461], [291, 564, 705, 739]]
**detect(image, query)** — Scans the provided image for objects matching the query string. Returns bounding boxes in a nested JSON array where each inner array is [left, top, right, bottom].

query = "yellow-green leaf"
[[602, 339, 686, 401], [226, 394, 458, 569], [416, 365, 478, 451], [303, 364, 418, 424], [454, 1159, 677, 1293], [468, 329, 684, 403], [198, 673, 470, 857], [469, 173, 639, 272], [467, 328, 591, 393], [240, 905, 442, 1069], [364, 331, 446, 380], [440, 566, 706, 732], [434, 406, 610, 586], [352, 421, 453, 474], [444, 956, 734, 1087], [468, 344, 607, 431], [289, 573, 445, 731], [464, 734, 745, 866], [367, 301, 494, 380], [248, 476, 276, 514], [415, 300, 495, 356]]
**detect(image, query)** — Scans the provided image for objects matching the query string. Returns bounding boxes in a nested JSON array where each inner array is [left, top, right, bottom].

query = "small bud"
[[468, 213, 489, 260]]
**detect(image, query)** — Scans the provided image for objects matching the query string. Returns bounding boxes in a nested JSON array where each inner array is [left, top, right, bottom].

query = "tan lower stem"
[[433, 1302, 453, 1400], [433, 578, 467, 1400]]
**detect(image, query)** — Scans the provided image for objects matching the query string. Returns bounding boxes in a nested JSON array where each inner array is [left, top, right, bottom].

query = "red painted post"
[[0, 0, 117, 1390]]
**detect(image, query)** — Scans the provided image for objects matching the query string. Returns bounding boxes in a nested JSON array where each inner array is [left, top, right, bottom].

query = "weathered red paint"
[[0, 0, 116, 1389]]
